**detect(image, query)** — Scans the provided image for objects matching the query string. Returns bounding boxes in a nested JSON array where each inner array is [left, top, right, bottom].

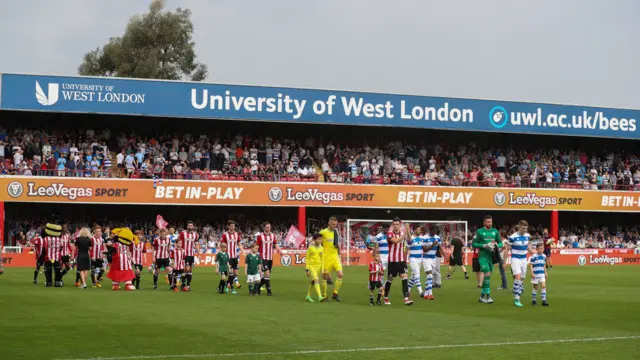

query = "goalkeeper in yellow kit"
[[305, 233, 325, 302], [320, 216, 344, 302]]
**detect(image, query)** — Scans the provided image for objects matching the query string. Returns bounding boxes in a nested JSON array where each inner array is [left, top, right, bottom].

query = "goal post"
[[343, 219, 469, 266]]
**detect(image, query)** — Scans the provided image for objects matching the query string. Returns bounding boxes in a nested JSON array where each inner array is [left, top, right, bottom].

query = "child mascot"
[[107, 228, 139, 291]]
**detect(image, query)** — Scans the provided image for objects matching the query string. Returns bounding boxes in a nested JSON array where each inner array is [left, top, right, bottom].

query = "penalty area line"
[[56, 335, 640, 360]]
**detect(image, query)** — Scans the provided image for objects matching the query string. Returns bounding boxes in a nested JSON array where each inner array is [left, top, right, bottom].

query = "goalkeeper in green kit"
[[472, 215, 502, 304]]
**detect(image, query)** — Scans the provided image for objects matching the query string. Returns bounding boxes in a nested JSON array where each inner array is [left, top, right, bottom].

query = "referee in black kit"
[[446, 236, 469, 280]]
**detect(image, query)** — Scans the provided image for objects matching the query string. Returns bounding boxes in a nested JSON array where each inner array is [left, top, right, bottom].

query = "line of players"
[[29, 220, 283, 295], [362, 218, 446, 306], [358, 216, 549, 307], [472, 216, 550, 306]]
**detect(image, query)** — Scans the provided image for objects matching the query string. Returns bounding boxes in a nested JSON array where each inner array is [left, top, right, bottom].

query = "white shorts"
[[409, 259, 422, 276], [247, 274, 261, 283], [511, 258, 528, 279], [380, 254, 389, 267], [422, 258, 435, 273], [531, 276, 546, 285]]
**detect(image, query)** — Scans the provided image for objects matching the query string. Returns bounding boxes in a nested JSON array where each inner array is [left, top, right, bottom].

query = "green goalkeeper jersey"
[[216, 252, 229, 272], [245, 253, 262, 275], [472, 227, 502, 260]]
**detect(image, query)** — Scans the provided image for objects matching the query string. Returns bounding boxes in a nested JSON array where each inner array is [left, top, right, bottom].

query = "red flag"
[[284, 225, 306, 249], [156, 215, 169, 230]]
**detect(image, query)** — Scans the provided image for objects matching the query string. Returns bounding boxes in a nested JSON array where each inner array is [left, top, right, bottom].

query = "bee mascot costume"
[[106, 228, 139, 291]]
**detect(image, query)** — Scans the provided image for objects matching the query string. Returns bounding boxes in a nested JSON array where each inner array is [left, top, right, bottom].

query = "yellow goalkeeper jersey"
[[306, 245, 324, 270], [319, 228, 339, 258]]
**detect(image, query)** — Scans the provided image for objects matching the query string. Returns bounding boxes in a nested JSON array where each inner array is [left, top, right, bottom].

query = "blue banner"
[[0, 73, 638, 139]]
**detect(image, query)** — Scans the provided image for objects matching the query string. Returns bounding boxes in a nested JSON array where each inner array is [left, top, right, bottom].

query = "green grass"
[[1, 266, 639, 360]]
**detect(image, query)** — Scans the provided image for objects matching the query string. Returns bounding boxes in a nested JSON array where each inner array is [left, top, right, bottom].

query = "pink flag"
[[284, 225, 306, 249], [156, 215, 169, 230]]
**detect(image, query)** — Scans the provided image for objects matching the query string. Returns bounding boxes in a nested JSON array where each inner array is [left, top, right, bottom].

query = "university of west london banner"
[[0, 73, 638, 139]]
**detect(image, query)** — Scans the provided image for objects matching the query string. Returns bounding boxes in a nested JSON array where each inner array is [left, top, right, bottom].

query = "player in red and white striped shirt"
[[256, 222, 281, 296], [43, 223, 64, 287], [131, 230, 147, 289], [152, 228, 173, 290], [90, 227, 106, 288], [60, 227, 74, 283], [31, 234, 45, 284], [368, 252, 385, 305], [220, 220, 242, 289], [383, 218, 413, 306], [177, 221, 199, 291], [170, 241, 186, 292]]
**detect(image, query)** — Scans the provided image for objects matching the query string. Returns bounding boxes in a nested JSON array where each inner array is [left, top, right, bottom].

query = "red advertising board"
[[3, 249, 639, 268]]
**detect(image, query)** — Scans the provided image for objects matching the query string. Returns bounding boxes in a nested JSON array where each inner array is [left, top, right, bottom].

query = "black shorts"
[[36, 254, 45, 267], [134, 264, 143, 271], [184, 256, 195, 267], [262, 260, 273, 272], [173, 268, 184, 275], [219, 271, 229, 277], [61, 255, 71, 264], [388, 261, 407, 277], [368, 280, 382, 291], [92, 259, 104, 269], [155, 258, 170, 269], [472, 258, 480, 272], [449, 254, 463, 266], [229, 258, 239, 270], [544, 248, 551, 257]]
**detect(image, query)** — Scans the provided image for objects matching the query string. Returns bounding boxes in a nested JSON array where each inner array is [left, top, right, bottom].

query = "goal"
[[343, 219, 468, 265]]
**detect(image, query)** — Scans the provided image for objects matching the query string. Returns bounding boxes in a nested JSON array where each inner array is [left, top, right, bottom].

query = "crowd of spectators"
[[2, 126, 640, 190], [6, 218, 639, 252], [0, 127, 112, 178]]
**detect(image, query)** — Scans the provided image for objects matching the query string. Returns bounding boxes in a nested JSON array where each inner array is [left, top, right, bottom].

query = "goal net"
[[343, 219, 468, 265]]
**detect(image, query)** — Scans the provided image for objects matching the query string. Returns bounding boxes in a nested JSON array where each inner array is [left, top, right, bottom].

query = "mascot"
[[106, 228, 139, 291]]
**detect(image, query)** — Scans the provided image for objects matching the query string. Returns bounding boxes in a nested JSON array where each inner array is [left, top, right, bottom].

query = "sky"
[[0, 0, 639, 109]]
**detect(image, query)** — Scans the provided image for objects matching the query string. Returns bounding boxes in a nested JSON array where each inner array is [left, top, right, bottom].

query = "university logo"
[[577, 255, 587, 266], [35, 81, 59, 106], [7, 181, 24, 198], [493, 192, 506, 206], [268, 187, 283, 202], [280, 254, 292, 266], [488, 106, 508, 129]]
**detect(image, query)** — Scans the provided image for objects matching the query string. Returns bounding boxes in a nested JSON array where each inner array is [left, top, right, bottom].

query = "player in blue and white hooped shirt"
[[529, 242, 549, 306], [505, 220, 535, 307], [407, 227, 425, 297], [373, 227, 389, 268], [422, 226, 440, 300]]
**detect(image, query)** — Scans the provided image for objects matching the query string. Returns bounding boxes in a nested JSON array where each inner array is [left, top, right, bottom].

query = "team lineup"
[[27, 215, 549, 307]]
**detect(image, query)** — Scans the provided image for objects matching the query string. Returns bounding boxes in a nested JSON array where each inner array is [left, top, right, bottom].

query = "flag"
[[156, 215, 169, 230], [284, 225, 306, 249]]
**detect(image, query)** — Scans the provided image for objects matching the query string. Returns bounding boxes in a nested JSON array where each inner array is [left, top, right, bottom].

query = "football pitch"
[[0, 266, 638, 360]]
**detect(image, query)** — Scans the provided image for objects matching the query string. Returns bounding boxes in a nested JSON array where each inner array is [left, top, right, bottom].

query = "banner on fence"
[[4, 249, 638, 268], [2, 177, 640, 212]]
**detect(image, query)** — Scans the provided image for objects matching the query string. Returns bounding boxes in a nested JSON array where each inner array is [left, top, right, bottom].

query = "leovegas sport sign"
[[2, 177, 640, 212]]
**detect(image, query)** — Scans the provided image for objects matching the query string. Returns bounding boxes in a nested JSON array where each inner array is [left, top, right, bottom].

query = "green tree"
[[78, 0, 207, 81]]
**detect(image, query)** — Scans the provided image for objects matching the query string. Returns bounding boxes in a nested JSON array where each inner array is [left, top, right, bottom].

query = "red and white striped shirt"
[[31, 236, 44, 258], [170, 248, 186, 270], [221, 231, 240, 258], [386, 231, 406, 262], [60, 234, 71, 257], [91, 236, 105, 259], [153, 236, 171, 259], [44, 236, 63, 262], [178, 231, 199, 257], [114, 243, 132, 271], [130, 242, 146, 265], [369, 261, 384, 282], [256, 232, 277, 260]]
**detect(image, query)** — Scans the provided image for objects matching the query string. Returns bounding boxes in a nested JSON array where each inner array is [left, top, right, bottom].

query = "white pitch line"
[[56, 335, 640, 360]]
